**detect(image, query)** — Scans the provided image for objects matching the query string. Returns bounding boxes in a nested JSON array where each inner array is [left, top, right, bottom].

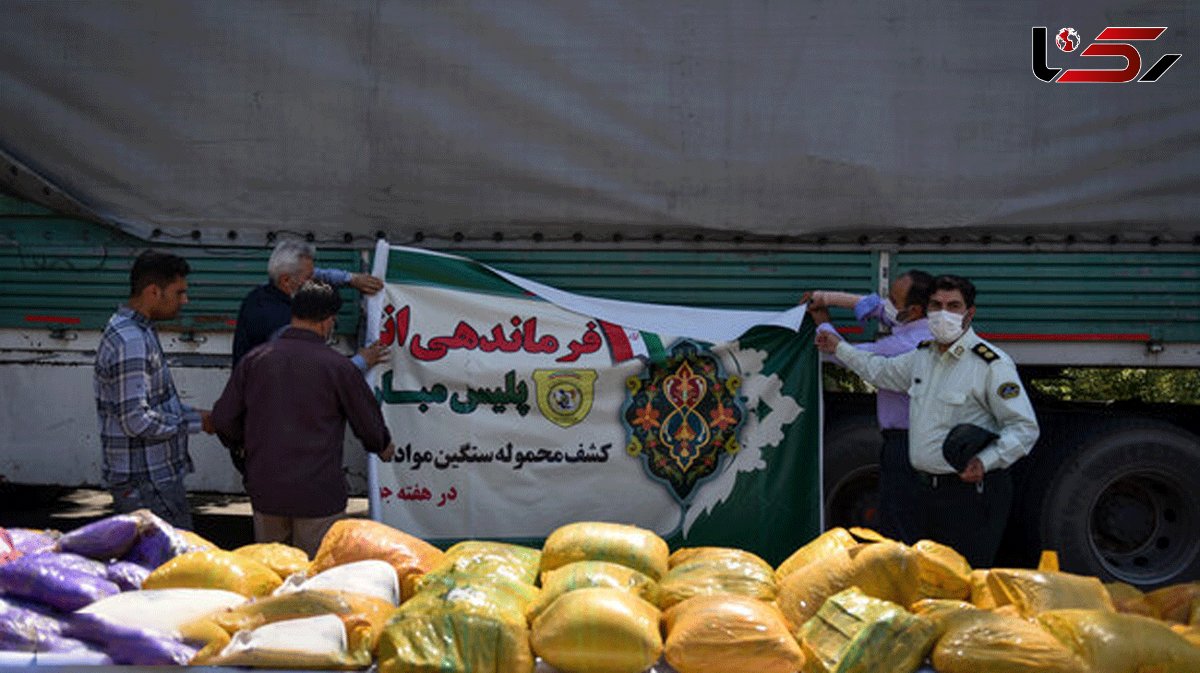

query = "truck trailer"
[[1, 2, 1197, 588]]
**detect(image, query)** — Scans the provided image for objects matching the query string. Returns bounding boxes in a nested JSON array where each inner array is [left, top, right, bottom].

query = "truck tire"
[[1039, 421, 1200, 589], [823, 417, 881, 531]]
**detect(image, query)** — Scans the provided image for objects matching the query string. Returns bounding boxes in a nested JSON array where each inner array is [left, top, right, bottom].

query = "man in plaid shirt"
[[94, 250, 214, 529]]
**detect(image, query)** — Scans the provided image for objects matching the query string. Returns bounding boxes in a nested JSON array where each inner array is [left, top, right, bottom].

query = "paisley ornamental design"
[[623, 340, 744, 503]]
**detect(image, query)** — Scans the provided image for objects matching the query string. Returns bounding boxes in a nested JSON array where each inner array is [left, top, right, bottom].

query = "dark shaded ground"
[[0, 486, 368, 549]]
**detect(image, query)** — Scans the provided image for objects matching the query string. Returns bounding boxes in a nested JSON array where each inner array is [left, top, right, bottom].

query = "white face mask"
[[928, 310, 965, 344]]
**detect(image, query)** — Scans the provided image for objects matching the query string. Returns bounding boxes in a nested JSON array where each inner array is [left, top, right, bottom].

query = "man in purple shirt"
[[806, 269, 933, 543], [212, 281, 396, 555]]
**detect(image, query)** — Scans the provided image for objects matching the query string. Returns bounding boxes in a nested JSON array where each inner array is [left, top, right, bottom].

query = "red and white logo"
[[1055, 27, 1081, 52], [1032, 26, 1181, 83]]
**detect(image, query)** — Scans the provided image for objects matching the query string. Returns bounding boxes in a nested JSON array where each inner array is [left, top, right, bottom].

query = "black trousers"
[[916, 468, 1014, 568], [878, 430, 921, 545]]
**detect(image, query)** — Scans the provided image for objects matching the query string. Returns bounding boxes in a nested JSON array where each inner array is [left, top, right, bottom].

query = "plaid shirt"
[[94, 305, 200, 485]]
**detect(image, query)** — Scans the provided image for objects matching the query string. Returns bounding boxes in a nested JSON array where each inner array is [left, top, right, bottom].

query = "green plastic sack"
[[798, 587, 937, 673], [525, 560, 659, 622], [531, 587, 661, 673], [377, 577, 536, 673], [540, 521, 668, 581], [407, 540, 540, 597]]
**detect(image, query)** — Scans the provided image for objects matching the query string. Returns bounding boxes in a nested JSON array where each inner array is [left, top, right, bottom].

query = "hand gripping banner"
[[365, 242, 821, 564]]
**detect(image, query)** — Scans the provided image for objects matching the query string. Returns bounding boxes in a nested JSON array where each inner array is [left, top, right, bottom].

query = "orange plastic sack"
[[540, 521, 669, 581], [309, 520, 442, 601], [142, 550, 282, 598], [663, 594, 803, 673], [1144, 581, 1200, 624], [987, 568, 1114, 618], [1038, 608, 1200, 673], [658, 547, 777, 609], [233, 543, 310, 580]]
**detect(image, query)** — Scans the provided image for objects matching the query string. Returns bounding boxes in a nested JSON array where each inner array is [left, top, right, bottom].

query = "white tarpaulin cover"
[[0, 1, 1196, 244]]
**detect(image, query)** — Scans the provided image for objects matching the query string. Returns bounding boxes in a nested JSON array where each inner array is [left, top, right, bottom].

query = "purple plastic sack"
[[0, 554, 120, 612], [58, 515, 141, 561], [0, 596, 68, 635], [6, 528, 57, 556], [122, 513, 187, 569], [105, 560, 150, 591], [66, 613, 197, 665], [30, 552, 108, 580]]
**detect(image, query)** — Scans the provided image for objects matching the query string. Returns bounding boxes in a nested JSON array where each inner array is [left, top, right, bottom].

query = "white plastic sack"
[[77, 588, 248, 637], [221, 614, 348, 659], [274, 559, 400, 605]]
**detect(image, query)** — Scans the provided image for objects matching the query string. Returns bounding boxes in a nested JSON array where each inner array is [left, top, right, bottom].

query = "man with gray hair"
[[231, 240, 386, 368]]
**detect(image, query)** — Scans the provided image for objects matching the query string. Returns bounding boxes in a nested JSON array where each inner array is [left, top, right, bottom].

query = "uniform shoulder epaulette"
[[917, 340, 933, 349], [972, 343, 999, 363]]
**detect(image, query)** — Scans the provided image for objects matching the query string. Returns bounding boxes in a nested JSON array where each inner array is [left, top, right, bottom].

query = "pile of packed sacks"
[[2, 515, 1199, 672]]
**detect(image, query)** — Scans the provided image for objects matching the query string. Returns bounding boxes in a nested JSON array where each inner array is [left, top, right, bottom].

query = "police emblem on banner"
[[533, 369, 597, 428], [623, 340, 744, 503]]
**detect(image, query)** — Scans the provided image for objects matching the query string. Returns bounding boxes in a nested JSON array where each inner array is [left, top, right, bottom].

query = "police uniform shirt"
[[834, 327, 1039, 475]]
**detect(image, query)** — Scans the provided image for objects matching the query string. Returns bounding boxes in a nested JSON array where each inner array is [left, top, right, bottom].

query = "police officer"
[[815, 274, 1039, 566]]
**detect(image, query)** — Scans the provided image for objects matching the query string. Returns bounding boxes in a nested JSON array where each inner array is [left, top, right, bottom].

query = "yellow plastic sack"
[[526, 560, 659, 623], [142, 550, 283, 598], [309, 520, 443, 601], [234, 543, 311, 580], [986, 568, 1114, 618], [531, 587, 662, 673], [540, 521, 668, 581], [909, 599, 982, 638], [1104, 581, 1156, 618], [969, 570, 996, 609], [931, 606, 1086, 673], [1172, 623, 1200, 647], [668, 546, 771, 571], [406, 540, 540, 597], [663, 594, 804, 673], [658, 547, 777, 609], [1145, 581, 1200, 624], [377, 577, 535, 673], [780, 541, 965, 627], [1192, 597, 1200, 625], [799, 587, 936, 673], [775, 528, 861, 581], [1038, 608, 1200, 673], [188, 589, 393, 664], [911, 540, 971, 601], [200, 613, 373, 669]]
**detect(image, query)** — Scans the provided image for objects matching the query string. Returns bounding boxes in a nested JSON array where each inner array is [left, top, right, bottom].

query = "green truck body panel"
[[4, 197, 1197, 348]]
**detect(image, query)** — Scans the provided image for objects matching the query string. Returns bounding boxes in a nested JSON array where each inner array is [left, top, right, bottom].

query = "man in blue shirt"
[[231, 240, 387, 369], [94, 250, 215, 529], [806, 269, 933, 543]]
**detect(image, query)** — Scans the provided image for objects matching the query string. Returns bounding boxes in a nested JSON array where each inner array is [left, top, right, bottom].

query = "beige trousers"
[[252, 510, 345, 558]]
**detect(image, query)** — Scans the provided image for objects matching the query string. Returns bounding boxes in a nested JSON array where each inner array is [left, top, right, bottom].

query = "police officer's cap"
[[942, 423, 999, 472]]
